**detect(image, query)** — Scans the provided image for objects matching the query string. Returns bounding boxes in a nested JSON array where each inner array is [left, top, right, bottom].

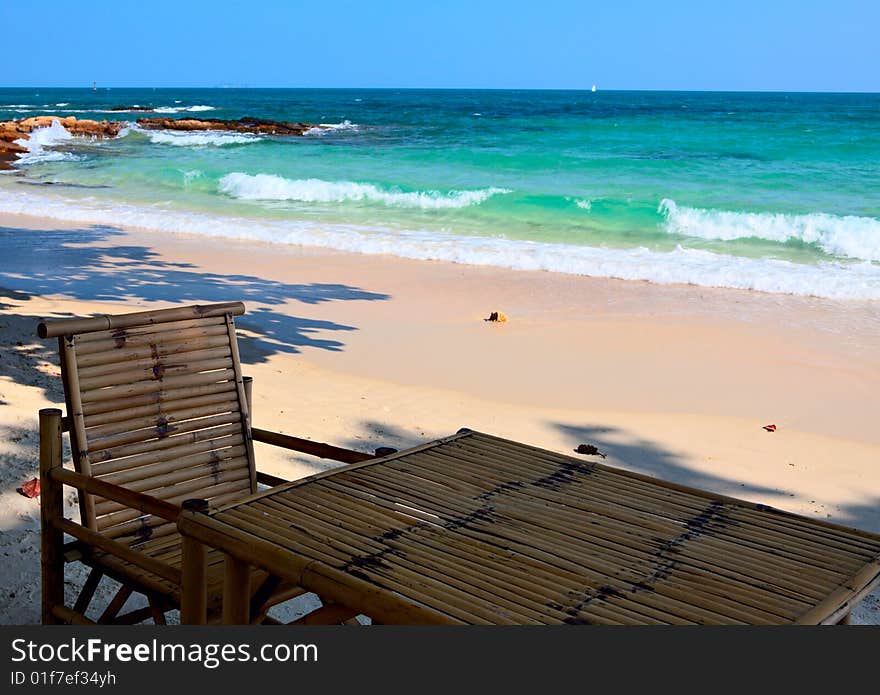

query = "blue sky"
[[4, 0, 877, 91]]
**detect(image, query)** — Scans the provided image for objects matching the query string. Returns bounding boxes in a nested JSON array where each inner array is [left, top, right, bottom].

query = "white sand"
[[1, 212, 877, 624]]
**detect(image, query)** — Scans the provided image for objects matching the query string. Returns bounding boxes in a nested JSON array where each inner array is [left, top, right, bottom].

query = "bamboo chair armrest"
[[251, 427, 374, 464], [53, 516, 181, 585], [51, 468, 180, 522], [256, 470, 288, 487]]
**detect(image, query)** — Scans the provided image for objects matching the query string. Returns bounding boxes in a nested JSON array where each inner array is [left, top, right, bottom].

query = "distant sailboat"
[[93, 81, 97, 92], [591, 85, 597, 93]]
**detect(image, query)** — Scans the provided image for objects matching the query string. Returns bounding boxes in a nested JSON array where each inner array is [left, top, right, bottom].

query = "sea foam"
[[137, 128, 261, 147], [303, 120, 359, 136], [660, 199, 880, 262], [152, 105, 216, 113], [13, 119, 80, 165], [1, 188, 879, 301], [218, 173, 511, 209]]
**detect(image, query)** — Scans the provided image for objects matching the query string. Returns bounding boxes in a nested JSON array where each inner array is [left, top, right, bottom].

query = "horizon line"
[[3, 85, 880, 95]]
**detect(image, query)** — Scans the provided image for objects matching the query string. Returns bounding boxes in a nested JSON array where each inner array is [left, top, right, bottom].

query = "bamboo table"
[[177, 430, 880, 625]]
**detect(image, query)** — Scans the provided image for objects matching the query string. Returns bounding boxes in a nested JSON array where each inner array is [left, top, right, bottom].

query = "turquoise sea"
[[1, 88, 879, 299]]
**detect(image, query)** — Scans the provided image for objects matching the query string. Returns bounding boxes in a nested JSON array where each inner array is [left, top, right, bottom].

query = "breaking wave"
[[303, 120, 359, 136], [12, 119, 81, 165], [2, 188, 879, 301], [136, 127, 261, 147], [218, 173, 511, 209], [660, 198, 880, 262]]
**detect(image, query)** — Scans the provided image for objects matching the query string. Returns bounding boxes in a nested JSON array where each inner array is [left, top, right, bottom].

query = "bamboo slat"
[[88, 421, 242, 464], [177, 430, 880, 624], [84, 390, 239, 430], [72, 316, 226, 354], [81, 380, 236, 419], [79, 369, 236, 404], [75, 329, 232, 369], [87, 409, 242, 453], [78, 357, 233, 392], [38, 302, 244, 339]]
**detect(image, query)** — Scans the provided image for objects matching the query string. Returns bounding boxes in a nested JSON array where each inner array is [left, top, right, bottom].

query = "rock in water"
[[136, 116, 324, 136]]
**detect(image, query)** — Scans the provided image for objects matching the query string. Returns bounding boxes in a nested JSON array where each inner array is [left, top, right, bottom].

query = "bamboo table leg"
[[180, 499, 209, 625], [223, 553, 251, 624]]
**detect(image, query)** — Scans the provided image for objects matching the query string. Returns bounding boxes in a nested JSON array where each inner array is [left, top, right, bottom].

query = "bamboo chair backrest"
[[38, 302, 256, 547]]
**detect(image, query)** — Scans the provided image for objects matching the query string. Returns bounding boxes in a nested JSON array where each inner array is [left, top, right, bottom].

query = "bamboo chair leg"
[[149, 596, 167, 625], [223, 554, 251, 625], [837, 611, 852, 625], [72, 568, 104, 616], [39, 408, 64, 625], [180, 499, 209, 625], [248, 575, 281, 624], [99, 585, 133, 624]]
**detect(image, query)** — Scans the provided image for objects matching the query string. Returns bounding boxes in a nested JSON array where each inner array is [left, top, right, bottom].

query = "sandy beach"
[[1, 211, 878, 624]]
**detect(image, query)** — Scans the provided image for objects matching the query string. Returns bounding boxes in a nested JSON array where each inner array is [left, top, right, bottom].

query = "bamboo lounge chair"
[[37, 302, 381, 625]]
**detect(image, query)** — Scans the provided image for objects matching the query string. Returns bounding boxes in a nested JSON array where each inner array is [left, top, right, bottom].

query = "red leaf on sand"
[[762, 424, 777, 432], [19, 478, 40, 498]]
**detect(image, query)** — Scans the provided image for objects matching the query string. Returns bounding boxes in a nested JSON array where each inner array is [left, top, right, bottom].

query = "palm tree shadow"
[[0, 223, 391, 374], [554, 422, 788, 502]]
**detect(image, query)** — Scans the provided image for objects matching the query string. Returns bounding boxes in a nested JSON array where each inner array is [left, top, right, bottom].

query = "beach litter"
[[17, 478, 40, 498], [484, 311, 508, 322], [763, 424, 777, 432], [574, 444, 607, 458]]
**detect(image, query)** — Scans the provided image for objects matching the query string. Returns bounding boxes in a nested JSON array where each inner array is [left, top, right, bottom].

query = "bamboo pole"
[[177, 509, 461, 624], [52, 605, 96, 626], [38, 302, 245, 339], [242, 376, 253, 426], [52, 467, 179, 520], [39, 408, 64, 625], [251, 428, 374, 463], [180, 499, 210, 625], [54, 517, 181, 584], [58, 335, 97, 529], [221, 315, 257, 495], [222, 553, 251, 625], [72, 568, 104, 616]]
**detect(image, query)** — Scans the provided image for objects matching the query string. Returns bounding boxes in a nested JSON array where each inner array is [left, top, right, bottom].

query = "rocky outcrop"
[[0, 114, 328, 168], [136, 116, 325, 136], [0, 116, 125, 168]]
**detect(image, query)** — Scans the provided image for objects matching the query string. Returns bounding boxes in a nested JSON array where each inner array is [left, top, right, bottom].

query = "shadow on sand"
[[0, 223, 390, 394]]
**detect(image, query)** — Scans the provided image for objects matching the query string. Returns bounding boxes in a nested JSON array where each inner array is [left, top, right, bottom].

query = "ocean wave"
[[303, 120, 359, 136], [1, 188, 879, 301], [218, 173, 510, 209], [152, 105, 216, 113], [134, 127, 261, 147], [12, 119, 82, 165], [575, 199, 592, 211], [660, 198, 880, 262]]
